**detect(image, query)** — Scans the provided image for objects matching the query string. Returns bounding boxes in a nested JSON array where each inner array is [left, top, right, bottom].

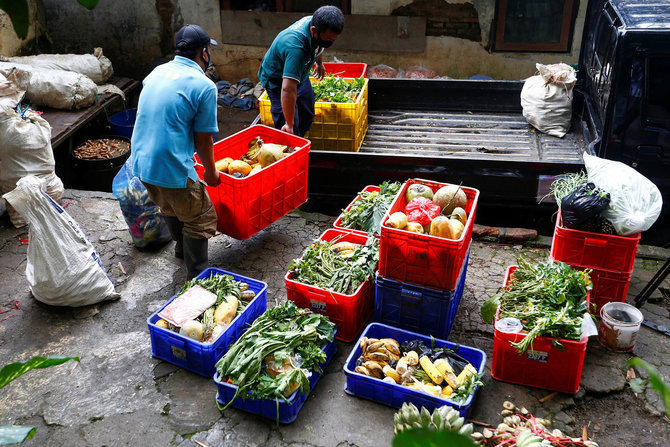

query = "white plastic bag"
[[521, 63, 577, 138], [0, 62, 97, 109], [0, 105, 64, 227], [0, 47, 113, 84], [2, 176, 120, 307], [584, 153, 663, 235]]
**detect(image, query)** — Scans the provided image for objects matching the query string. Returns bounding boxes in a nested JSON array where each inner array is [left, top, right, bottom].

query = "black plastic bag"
[[561, 182, 610, 230]]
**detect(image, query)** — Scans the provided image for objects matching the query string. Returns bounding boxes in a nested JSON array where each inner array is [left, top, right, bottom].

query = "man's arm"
[[314, 54, 326, 80], [194, 132, 220, 187], [280, 77, 298, 134]]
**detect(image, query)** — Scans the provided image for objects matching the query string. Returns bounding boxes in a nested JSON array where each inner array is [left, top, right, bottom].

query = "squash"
[[215, 157, 233, 172], [447, 219, 465, 240], [214, 295, 239, 325], [228, 160, 252, 176], [433, 185, 467, 215], [405, 183, 434, 202], [385, 212, 408, 229], [249, 165, 263, 176], [449, 207, 467, 225], [429, 215, 452, 238], [405, 222, 424, 233], [179, 320, 204, 341]]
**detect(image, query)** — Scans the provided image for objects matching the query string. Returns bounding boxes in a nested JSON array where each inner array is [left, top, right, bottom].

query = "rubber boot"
[[183, 236, 209, 280], [163, 216, 184, 259]]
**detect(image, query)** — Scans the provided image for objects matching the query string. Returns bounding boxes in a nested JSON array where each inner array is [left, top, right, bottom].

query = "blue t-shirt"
[[130, 56, 218, 188], [258, 16, 322, 90]]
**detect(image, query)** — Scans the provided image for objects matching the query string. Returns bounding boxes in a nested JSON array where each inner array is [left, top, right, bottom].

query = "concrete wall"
[[216, 0, 587, 82], [41, 0, 222, 80], [35, 0, 585, 82]]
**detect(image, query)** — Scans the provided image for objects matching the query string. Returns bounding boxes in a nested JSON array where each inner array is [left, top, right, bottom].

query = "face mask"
[[204, 47, 212, 69], [314, 32, 333, 49]]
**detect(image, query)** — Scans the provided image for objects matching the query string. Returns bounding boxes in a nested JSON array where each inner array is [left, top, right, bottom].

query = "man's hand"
[[314, 61, 326, 81], [204, 166, 220, 187], [281, 123, 295, 134]]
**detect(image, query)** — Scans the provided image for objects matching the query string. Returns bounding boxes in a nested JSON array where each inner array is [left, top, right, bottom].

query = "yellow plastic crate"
[[257, 77, 369, 152]]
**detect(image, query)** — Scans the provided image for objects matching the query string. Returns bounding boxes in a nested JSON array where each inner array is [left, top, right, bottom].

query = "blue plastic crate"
[[147, 268, 267, 377], [213, 336, 337, 424], [374, 248, 469, 339], [343, 322, 486, 418]]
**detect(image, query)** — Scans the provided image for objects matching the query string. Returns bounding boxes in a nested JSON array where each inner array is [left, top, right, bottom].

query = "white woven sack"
[[521, 63, 577, 138], [0, 62, 97, 109], [3, 176, 120, 307], [0, 47, 113, 84], [0, 106, 64, 227]]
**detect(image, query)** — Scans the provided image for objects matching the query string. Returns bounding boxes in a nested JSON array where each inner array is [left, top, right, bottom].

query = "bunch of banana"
[[470, 401, 599, 447], [393, 402, 474, 436], [242, 136, 264, 164], [330, 241, 362, 259], [354, 337, 402, 382]]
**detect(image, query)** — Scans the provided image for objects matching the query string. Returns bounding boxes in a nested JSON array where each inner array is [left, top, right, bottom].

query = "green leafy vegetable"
[[450, 373, 484, 404], [486, 257, 591, 353], [313, 76, 365, 103], [340, 182, 401, 234], [288, 236, 379, 295], [215, 301, 335, 411]]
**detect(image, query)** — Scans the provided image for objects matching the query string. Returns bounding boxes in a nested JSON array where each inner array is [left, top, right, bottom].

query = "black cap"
[[175, 24, 218, 51]]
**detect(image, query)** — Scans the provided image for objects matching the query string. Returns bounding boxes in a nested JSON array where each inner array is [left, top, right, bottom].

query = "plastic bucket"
[[598, 302, 643, 352], [109, 108, 137, 139]]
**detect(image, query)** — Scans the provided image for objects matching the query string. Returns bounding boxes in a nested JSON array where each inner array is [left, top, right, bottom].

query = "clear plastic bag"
[[112, 160, 172, 248], [584, 153, 663, 235]]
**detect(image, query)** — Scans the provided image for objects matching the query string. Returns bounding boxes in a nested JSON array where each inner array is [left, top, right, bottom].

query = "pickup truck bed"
[[362, 109, 584, 162], [306, 78, 592, 235]]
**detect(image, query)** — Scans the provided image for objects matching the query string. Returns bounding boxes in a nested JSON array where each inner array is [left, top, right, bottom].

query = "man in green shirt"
[[258, 6, 344, 137]]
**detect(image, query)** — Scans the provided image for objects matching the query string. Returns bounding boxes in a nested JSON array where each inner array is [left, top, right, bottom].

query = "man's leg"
[[174, 180, 218, 279], [296, 80, 315, 137], [163, 216, 184, 258], [142, 182, 183, 258]]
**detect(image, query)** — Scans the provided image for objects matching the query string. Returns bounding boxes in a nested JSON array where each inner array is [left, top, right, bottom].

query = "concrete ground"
[[1, 187, 669, 447]]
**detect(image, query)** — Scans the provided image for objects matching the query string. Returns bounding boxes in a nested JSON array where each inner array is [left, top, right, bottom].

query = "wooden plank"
[[43, 77, 139, 149], [220, 10, 426, 52]]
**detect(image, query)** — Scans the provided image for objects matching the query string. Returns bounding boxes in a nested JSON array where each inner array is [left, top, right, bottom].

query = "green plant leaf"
[[628, 377, 647, 394], [393, 428, 477, 447], [76, 0, 100, 9], [0, 0, 30, 39], [628, 357, 670, 419], [0, 356, 80, 389], [0, 425, 37, 445], [480, 295, 500, 324]]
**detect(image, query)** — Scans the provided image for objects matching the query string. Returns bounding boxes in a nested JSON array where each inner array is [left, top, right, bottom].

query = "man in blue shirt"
[[258, 6, 344, 136], [130, 24, 220, 279]]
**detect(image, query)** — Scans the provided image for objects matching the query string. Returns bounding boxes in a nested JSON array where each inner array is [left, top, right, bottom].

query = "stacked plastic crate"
[[374, 179, 480, 339], [550, 211, 641, 313]]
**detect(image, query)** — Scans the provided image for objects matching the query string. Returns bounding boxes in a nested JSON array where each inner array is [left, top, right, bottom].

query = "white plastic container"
[[597, 302, 643, 351]]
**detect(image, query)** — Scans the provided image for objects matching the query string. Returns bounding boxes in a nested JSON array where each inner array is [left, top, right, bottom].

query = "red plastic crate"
[[551, 211, 640, 274], [571, 265, 632, 314], [333, 185, 381, 236], [491, 266, 589, 394], [316, 62, 368, 78], [378, 178, 479, 291], [285, 229, 376, 342], [195, 125, 310, 240]]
